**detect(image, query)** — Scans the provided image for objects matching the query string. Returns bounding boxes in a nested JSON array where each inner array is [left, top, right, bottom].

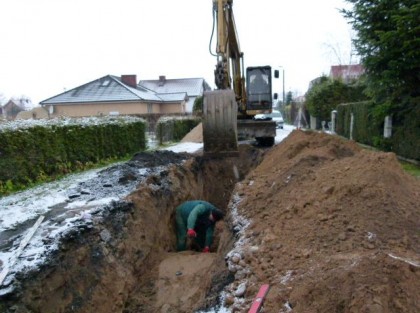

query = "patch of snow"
[[280, 270, 294, 285], [195, 292, 232, 313], [64, 197, 118, 210], [234, 282, 247, 297], [163, 142, 203, 153], [388, 253, 420, 267], [0, 168, 100, 232], [228, 192, 251, 244], [0, 115, 145, 133], [366, 232, 376, 241], [283, 301, 293, 312]]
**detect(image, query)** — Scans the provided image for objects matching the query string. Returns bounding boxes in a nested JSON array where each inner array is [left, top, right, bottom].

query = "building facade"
[[40, 74, 211, 118]]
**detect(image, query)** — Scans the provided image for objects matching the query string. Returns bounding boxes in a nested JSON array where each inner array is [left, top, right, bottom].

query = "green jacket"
[[176, 200, 217, 248]]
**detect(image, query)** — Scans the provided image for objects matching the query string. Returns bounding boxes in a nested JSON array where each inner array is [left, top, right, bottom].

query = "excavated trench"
[[1, 145, 266, 313], [3, 130, 420, 313]]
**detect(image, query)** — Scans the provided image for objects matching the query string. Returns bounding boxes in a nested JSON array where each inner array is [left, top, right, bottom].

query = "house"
[[16, 107, 49, 120], [40, 75, 191, 118], [2, 98, 32, 120], [329, 64, 364, 83], [139, 76, 211, 112]]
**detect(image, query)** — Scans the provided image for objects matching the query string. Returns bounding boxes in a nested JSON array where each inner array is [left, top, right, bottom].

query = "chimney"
[[121, 75, 137, 88], [158, 75, 166, 86]]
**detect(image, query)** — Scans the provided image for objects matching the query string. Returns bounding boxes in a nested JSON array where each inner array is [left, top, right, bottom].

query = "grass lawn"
[[401, 161, 420, 179]]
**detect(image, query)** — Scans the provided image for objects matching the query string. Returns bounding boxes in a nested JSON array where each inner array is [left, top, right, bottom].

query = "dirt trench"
[[2, 129, 420, 313], [0, 145, 265, 313]]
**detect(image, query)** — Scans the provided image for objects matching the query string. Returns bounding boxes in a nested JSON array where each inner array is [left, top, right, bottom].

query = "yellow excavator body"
[[203, 0, 277, 155]]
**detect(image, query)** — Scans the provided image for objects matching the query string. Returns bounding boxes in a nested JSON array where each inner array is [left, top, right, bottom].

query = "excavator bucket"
[[202, 90, 238, 156]]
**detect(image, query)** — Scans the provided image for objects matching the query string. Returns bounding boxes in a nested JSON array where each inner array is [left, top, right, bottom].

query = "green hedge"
[[336, 101, 419, 161], [336, 101, 381, 146], [156, 116, 201, 144], [391, 105, 420, 161], [0, 117, 146, 195]]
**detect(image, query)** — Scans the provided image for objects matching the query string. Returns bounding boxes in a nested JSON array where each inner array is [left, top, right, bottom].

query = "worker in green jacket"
[[175, 200, 225, 252]]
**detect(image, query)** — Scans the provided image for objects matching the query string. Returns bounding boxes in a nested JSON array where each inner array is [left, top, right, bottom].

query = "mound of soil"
[[224, 130, 420, 312], [130, 150, 191, 166], [181, 123, 203, 143]]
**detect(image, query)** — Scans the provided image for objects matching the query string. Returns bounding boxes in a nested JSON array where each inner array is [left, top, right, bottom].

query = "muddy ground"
[[1, 130, 419, 313]]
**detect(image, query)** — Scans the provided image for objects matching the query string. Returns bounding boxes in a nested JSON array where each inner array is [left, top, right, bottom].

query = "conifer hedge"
[[0, 117, 146, 195], [156, 116, 201, 144], [336, 101, 419, 161]]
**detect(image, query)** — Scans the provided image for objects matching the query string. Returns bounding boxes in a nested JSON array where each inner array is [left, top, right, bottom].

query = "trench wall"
[[1, 146, 264, 313]]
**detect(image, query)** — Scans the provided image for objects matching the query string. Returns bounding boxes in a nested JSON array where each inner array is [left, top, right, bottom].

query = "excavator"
[[202, 0, 279, 155]]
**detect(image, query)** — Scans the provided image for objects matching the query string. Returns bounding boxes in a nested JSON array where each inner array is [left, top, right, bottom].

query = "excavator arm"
[[213, 0, 246, 111], [203, 0, 277, 155]]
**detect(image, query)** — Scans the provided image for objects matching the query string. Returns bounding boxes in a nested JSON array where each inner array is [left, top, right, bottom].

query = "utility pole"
[[278, 66, 285, 105], [282, 69, 285, 106]]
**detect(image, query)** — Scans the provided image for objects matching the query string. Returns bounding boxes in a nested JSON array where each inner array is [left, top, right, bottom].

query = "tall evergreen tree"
[[342, 0, 420, 116], [343, 0, 419, 160]]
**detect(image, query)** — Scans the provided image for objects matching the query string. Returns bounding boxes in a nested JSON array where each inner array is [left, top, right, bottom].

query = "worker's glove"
[[202, 246, 210, 253], [187, 229, 197, 238]]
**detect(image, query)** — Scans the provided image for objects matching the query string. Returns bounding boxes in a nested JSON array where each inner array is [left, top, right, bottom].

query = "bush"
[[0, 117, 146, 196], [336, 101, 419, 161], [156, 117, 201, 144], [193, 96, 203, 114], [306, 76, 367, 124]]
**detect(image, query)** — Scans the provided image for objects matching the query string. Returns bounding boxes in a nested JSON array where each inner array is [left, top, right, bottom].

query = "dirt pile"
[[224, 130, 420, 312], [181, 123, 203, 143]]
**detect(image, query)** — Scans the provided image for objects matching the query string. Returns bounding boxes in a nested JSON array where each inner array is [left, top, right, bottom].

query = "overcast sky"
[[0, 0, 354, 105]]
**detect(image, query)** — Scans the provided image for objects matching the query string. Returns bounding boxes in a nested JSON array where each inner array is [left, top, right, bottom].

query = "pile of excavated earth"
[[1, 129, 419, 313]]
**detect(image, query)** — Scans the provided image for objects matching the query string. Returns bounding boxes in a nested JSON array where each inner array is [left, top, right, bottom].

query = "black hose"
[[209, 7, 217, 57]]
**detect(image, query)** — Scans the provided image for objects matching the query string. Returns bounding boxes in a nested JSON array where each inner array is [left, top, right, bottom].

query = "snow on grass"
[[0, 160, 163, 292], [0, 168, 100, 232], [163, 142, 203, 153]]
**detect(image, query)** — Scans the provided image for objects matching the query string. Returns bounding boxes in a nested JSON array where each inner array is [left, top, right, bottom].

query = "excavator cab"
[[245, 66, 273, 114], [203, 66, 277, 155]]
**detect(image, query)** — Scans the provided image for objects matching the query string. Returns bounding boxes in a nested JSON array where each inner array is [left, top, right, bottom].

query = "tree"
[[322, 30, 360, 66], [192, 96, 203, 114], [285, 91, 293, 105], [305, 76, 367, 122], [342, 0, 420, 117]]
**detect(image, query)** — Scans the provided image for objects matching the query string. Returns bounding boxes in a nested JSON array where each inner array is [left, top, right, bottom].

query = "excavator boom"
[[203, 0, 276, 154]]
